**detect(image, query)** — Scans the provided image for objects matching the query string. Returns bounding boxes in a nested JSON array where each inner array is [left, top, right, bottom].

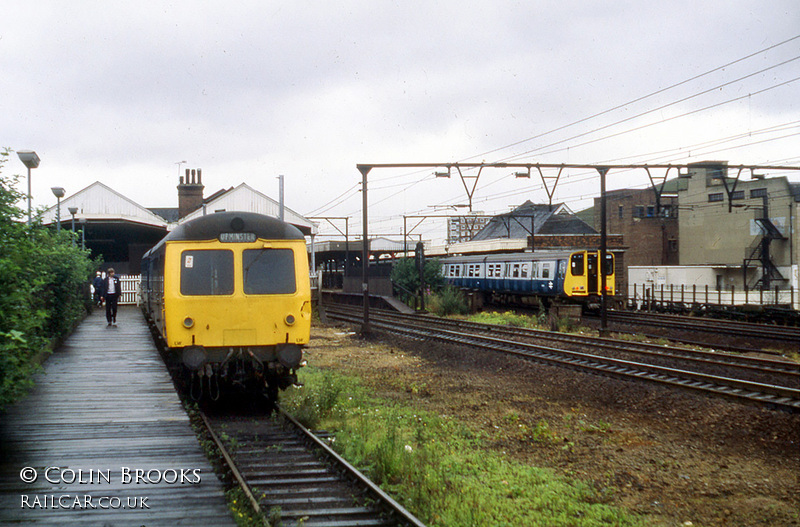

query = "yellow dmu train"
[[141, 211, 311, 401]]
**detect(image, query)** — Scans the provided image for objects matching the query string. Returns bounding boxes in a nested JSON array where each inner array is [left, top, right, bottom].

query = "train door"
[[586, 253, 598, 294]]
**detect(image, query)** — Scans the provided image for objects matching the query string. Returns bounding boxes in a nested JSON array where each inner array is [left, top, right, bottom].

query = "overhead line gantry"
[[356, 162, 800, 335]]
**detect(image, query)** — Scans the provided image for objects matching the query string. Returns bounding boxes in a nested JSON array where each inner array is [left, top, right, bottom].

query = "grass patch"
[[282, 365, 644, 527], [467, 310, 541, 329]]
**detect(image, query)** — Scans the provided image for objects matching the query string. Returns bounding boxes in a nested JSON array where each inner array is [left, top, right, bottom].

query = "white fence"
[[627, 283, 799, 311], [118, 275, 140, 305]]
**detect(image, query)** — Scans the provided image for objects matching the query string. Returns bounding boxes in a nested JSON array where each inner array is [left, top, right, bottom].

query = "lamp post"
[[51, 187, 65, 232], [68, 207, 78, 247], [17, 150, 40, 227], [79, 217, 86, 250]]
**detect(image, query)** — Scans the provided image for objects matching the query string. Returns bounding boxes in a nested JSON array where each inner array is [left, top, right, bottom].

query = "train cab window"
[[181, 250, 234, 296], [243, 249, 297, 295], [570, 253, 585, 276], [604, 253, 615, 276]]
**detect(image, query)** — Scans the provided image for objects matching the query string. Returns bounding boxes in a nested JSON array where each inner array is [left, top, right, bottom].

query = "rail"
[[198, 407, 427, 526], [326, 305, 800, 413]]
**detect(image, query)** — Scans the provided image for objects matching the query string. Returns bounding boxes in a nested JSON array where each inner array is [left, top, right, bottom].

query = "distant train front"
[[441, 249, 615, 306]]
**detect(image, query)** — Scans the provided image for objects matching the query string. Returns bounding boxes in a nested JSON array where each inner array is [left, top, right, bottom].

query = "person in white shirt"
[[101, 268, 121, 326]]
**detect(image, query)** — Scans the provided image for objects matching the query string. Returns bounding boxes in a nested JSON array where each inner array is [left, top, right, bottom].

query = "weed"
[[283, 363, 644, 526], [427, 286, 469, 316], [468, 310, 537, 328], [531, 419, 555, 443]]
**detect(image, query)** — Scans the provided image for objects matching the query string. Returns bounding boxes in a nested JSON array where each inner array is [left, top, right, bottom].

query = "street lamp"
[[51, 187, 65, 232], [79, 217, 87, 250], [68, 206, 78, 247], [17, 150, 40, 226]]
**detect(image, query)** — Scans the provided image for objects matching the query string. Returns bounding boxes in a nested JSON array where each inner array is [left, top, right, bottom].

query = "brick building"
[[592, 183, 680, 266]]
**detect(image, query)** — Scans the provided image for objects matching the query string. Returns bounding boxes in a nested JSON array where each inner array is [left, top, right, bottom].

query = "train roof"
[[442, 250, 576, 263], [143, 211, 304, 258]]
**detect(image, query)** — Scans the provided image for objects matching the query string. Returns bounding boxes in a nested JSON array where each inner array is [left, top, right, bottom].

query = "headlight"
[[183, 317, 195, 328], [284, 314, 296, 326]]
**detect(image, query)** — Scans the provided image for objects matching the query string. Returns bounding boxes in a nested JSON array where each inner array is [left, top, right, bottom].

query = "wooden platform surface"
[[0, 306, 235, 526]]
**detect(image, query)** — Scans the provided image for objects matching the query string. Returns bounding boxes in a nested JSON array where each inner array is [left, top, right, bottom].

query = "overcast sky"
[[2, 1, 799, 242]]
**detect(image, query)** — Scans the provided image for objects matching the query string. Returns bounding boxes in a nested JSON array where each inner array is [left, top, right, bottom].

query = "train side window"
[[541, 262, 551, 279], [181, 250, 234, 295], [520, 263, 529, 278], [243, 249, 297, 294], [558, 260, 567, 278], [571, 253, 584, 276], [511, 264, 520, 278]]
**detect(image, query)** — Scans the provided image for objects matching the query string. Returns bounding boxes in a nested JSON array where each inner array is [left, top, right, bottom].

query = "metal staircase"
[[743, 197, 787, 290]]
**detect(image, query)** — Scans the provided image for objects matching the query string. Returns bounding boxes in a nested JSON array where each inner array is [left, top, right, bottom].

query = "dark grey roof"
[[148, 207, 181, 222], [472, 201, 597, 241]]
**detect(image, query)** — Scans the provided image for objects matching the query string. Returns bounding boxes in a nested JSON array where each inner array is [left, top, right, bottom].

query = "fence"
[[119, 275, 140, 305], [627, 283, 799, 311]]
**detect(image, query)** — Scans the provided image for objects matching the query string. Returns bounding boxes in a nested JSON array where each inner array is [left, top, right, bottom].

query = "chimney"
[[178, 168, 205, 219]]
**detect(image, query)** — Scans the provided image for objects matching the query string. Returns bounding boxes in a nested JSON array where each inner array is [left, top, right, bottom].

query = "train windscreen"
[[243, 249, 297, 295], [180, 250, 234, 295]]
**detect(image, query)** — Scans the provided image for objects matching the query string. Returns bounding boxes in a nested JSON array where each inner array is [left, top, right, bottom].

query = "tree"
[[390, 256, 444, 306]]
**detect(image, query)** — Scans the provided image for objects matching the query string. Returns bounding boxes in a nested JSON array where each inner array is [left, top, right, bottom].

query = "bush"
[[390, 257, 445, 306], [427, 286, 469, 316], [0, 149, 96, 409]]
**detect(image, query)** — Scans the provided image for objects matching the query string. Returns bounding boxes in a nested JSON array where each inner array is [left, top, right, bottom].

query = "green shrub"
[[390, 257, 444, 306], [427, 286, 469, 316], [0, 149, 96, 409]]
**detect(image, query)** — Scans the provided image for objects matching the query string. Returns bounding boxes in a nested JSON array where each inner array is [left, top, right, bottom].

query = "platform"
[[0, 306, 235, 526]]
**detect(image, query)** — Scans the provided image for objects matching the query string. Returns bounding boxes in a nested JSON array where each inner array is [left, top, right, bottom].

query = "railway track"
[[601, 310, 800, 343], [199, 407, 426, 527], [326, 305, 800, 413]]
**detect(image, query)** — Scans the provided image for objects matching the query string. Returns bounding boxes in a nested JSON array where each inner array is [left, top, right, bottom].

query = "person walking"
[[101, 268, 121, 326], [92, 271, 103, 306]]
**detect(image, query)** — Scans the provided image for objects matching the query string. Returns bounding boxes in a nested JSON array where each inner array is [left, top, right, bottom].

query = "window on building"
[[646, 206, 655, 217], [668, 238, 678, 252], [633, 206, 645, 218], [731, 190, 744, 200], [750, 188, 767, 199], [618, 205, 624, 219], [708, 193, 724, 202]]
